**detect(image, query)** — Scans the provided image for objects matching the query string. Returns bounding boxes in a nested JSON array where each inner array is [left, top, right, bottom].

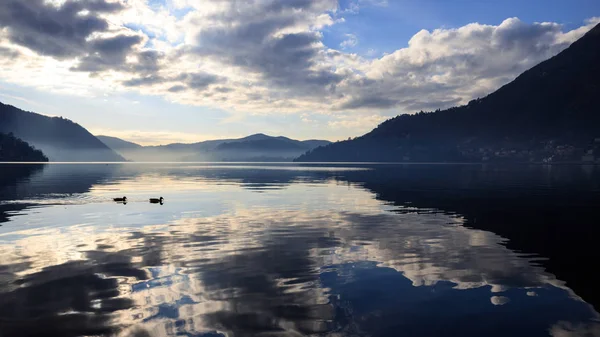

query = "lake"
[[1, 163, 600, 337]]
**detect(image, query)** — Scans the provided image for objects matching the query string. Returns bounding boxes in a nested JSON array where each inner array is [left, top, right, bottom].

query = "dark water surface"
[[1, 163, 600, 337]]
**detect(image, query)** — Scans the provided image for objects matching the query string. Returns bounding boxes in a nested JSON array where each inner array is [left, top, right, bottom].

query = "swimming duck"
[[149, 197, 164, 204], [114, 196, 127, 202]]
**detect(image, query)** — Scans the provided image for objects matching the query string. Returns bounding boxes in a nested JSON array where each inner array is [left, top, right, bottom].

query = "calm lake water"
[[1, 163, 600, 337]]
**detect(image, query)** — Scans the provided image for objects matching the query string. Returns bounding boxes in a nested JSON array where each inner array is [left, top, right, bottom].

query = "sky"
[[0, 0, 598, 145]]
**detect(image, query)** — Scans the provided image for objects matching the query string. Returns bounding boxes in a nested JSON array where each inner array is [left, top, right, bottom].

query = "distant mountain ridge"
[[0, 102, 124, 162], [97, 135, 143, 151], [297, 23, 600, 163], [97, 133, 331, 162]]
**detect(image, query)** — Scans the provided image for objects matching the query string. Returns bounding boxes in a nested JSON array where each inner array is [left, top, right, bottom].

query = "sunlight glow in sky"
[[0, 0, 598, 145]]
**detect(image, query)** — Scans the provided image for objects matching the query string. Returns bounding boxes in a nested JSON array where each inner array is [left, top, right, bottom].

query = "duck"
[[149, 197, 164, 204], [113, 196, 127, 202]]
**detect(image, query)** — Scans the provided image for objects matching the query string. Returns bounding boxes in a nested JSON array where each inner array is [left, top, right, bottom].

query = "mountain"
[[211, 135, 323, 161], [0, 102, 124, 162], [0, 133, 48, 162], [103, 133, 330, 162], [215, 139, 306, 152], [97, 135, 142, 150], [297, 23, 600, 163], [301, 140, 331, 149]]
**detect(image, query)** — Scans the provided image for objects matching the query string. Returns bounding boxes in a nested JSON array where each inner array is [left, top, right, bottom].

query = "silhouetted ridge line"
[[297, 23, 600, 163], [98, 133, 331, 162], [0, 102, 124, 162]]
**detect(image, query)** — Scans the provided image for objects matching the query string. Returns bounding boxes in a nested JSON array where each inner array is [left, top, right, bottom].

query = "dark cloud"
[[214, 87, 233, 93], [122, 75, 166, 87], [0, 0, 124, 59], [0, 46, 21, 59], [122, 71, 223, 90], [71, 34, 143, 72], [168, 85, 187, 93], [340, 96, 399, 110], [493, 19, 565, 52], [177, 72, 224, 90], [92, 34, 141, 54], [192, 0, 342, 97], [0, 0, 164, 75], [133, 50, 163, 73]]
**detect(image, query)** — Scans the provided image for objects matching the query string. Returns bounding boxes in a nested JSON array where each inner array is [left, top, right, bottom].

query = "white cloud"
[[490, 296, 511, 306], [365, 48, 378, 57], [328, 113, 387, 131], [90, 128, 241, 146], [338, 17, 599, 111], [340, 33, 359, 49]]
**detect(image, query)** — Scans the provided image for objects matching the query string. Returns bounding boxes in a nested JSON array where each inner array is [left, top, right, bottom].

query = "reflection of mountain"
[[4, 204, 596, 337], [0, 164, 116, 224], [298, 23, 600, 163], [0, 164, 45, 223], [1, 164, 600, 336], [9, 164, 116, 198], [0, 165, 45, 194], [333, 165, 600, 311], [98, 134, 331, 162], [0, 102, 124, 162]]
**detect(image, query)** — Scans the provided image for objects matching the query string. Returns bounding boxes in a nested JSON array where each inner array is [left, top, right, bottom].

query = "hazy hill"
[[97, 135, 142, 151], [297, 23, 600, 163], [101, 133, 331, 162], [0, 102, 124, 162], [301, 140, 331, 149], [0, 133, 48, 162], [212, 135, 327, 161], [216, 138, 306, 151]]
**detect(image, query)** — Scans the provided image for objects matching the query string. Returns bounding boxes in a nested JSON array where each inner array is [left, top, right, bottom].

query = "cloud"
[[490, 296, 511, 306], [0, 46, 20, 59], [122, 71, 224, 92], [186, 0, 342, 97], [178, 72, 224, 90], [328, 114, 388, 131], [337, 17, 599, 112], [0, 0, 598, 133], [340, 33, 358, 49], [122, 75, 166, 87], [71, 34, 145, 72], [89, 128, 240, 145], [167, 85, 187, 93], [0, 0, 125, 59], [342, 0, 388, 14]]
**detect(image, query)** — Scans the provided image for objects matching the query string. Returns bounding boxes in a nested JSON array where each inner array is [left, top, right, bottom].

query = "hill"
[[297, 23, 600, 163], [0, 102, 124, 162], [0, 133, 48, 162], [105, 133, 331, 162], [97, 135, 142, 151]]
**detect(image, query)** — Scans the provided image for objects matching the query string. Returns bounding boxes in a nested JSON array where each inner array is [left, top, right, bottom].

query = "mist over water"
[[0, 163, 599, 337]]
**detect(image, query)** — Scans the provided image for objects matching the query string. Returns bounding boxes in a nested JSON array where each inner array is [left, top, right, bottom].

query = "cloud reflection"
[[0, 164, 599, 336]]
